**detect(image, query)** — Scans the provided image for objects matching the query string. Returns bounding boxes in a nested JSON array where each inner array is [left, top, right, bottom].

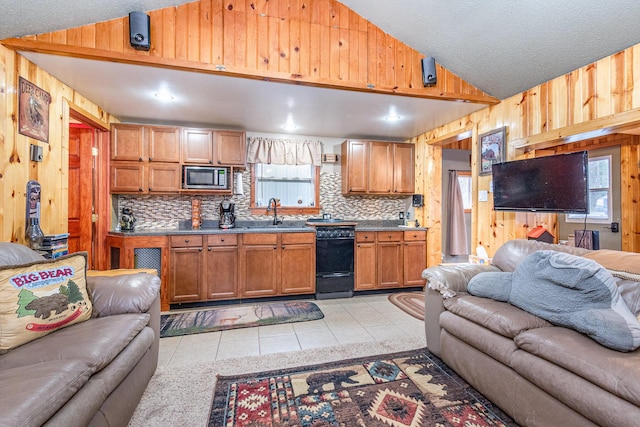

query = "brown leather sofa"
[[422, 239, 640, 427], [0, 243, 160, 426]]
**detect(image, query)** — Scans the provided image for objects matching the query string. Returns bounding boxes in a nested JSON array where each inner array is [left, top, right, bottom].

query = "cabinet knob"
[[208, 160, 213, 164], [184, 239, 189, 243], [364, 236, 368, 239], [273, 246, 277, 250], [218, 160, 221, 165], [208, 247, 212, 251], [149, 157, 153, 161], [138, 157, 143, 162], [199, 248, 202, 252], [281, 245, 285, 249], [148, 187, 152, 191], [221, 238, 225, 242], [138, 187, 143, 192]]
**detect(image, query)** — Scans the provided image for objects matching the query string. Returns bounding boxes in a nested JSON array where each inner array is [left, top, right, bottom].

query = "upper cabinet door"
[[148, 126, 180, 162], [215, 131, 246, 166], [111, 124, 145, 161], [368, 141, 393, 194], [393, 143, 415, 194], [342, 140, 369, 194], [182, 128, 214, 164]]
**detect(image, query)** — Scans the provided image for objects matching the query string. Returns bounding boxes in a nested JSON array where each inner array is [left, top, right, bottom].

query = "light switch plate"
[[478, 190, 489, 202]]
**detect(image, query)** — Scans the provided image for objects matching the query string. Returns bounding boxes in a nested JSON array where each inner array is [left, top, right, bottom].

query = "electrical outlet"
[[399, 212, 404, 220], [611, 222, 619, 233]]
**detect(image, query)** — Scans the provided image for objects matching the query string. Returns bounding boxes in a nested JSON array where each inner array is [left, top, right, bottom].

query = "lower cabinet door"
[[281, 244, 315, 294], [241, 245, 278, 297], [169, 247, 203, 302], [204, 246, 238, 300]]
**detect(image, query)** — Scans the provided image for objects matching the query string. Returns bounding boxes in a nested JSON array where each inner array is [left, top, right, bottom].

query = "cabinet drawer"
[[356, 232, 375, 243], [170, 235, 203, 247], [281, 233, 315, 245], [242, 233, 278, 245], [207, 234, 238, 246], [377, 231, 403, 242], [403, 230, 426, 241]]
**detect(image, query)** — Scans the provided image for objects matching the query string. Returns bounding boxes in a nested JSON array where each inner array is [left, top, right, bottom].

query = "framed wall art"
[[18, 77, 51, 143], [479, 126, 506, 175]]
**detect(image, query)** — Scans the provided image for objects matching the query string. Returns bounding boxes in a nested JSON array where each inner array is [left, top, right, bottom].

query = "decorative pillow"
[[0, 253, 92, 354]]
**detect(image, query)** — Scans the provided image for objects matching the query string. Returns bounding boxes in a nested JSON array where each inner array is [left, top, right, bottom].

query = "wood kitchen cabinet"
[[377, 231, 404, 288], [341, 140, 415, 195], [403, 230, 427, 287], [240, 232, 315, 297], [169, 235, 204, 303], [355, 230, 426, 290], [355, 232, 376, 290], [182, 128, 246, 167], [110, 124, 181, 194], [106, 234, 170, 311], [204, 234, 239, 300]]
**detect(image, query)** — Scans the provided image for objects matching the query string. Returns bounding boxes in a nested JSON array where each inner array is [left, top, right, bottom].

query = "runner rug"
[[160, 301, 324, 338], [210, 348, 518, 427], [389, 291, 425, 320]]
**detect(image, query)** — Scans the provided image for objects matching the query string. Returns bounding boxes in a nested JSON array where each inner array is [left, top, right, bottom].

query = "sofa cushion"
[[0, 313, 150, 372], [469, 250, 640, 351], [0, 359, 94, 427], [0, 253, 93, 354], [515, 326, 640, 408], [444, 295, 551, 339]]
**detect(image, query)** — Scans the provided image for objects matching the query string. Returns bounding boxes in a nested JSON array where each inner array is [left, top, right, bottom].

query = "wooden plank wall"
[[415, 43, 640, 264], [0, 44, 117, 243], [12, 0, 496, 104]]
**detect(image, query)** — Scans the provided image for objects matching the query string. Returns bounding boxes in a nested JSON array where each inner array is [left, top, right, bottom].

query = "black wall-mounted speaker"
[[422, 57, 437, 86], [412, 194, 424, 207], [129, 11, 150, 51]]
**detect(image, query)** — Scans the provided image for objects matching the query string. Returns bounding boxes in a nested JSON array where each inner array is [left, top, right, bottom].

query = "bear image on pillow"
[[468, 250, 640, 352]]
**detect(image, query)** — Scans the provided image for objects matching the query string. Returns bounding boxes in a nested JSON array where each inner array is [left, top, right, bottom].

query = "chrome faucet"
[[267, 198, 283, 225]]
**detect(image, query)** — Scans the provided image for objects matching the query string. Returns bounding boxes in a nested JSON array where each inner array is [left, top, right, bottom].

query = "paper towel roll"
[[234, 172, 244, 195]]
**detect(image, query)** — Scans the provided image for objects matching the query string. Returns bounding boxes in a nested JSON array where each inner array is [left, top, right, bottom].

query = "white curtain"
[[246, 137, 322, 166], [447, 170, 469, 255]]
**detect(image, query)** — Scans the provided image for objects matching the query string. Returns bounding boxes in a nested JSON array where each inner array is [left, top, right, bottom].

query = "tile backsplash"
[[115, 171, 411, 229]]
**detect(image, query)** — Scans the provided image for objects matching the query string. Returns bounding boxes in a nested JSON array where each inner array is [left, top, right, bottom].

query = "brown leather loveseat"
[[0, 242, 160, 426], [422, 239, 640, 427]]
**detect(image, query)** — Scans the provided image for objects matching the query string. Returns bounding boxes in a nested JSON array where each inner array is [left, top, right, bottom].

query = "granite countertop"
[[109, 219, 427, 236]]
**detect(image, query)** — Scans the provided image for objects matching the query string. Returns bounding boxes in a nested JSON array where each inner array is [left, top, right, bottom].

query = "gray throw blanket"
[[468, 250, 640, 352]]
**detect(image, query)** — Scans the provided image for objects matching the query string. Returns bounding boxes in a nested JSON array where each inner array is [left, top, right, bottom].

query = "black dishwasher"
[[315, 226, 355, 299]]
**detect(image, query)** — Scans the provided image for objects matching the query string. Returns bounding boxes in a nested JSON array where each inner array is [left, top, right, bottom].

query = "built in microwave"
[[182, 166, 229, 190]]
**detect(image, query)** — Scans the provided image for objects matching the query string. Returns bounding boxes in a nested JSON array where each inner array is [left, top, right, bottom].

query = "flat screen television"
[[492, 151, 589, 213]]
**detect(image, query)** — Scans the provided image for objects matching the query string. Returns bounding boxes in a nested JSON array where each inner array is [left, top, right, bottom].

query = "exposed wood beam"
[[1, 39, 499, 105], [511, 108, 640, 153]]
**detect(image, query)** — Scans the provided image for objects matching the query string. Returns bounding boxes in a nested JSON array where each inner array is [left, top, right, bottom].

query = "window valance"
[[246, 137, 322, 166]]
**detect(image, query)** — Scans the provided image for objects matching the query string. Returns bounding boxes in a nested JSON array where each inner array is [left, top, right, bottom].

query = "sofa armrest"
[[422, 263, 500, 298], [422, 263, 500, 357], [87, 272, 161, 318]]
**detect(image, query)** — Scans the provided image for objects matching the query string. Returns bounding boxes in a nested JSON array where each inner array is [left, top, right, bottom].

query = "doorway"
[[442, 149, 472, 263], [67, 109, 109, 270]]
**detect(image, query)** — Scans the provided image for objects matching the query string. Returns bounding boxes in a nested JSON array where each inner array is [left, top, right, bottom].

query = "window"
[[567, 155, 611, 223], [457, 172, 472, 213], [250, 163, 320, 215]]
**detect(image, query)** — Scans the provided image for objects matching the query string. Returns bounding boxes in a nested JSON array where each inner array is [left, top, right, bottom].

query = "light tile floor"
[[159, 293, 426, 367]]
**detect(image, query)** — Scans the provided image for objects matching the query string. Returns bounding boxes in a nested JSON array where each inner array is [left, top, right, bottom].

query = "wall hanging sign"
[[18, 77, 51, 143], [479, 126, 507, 175]]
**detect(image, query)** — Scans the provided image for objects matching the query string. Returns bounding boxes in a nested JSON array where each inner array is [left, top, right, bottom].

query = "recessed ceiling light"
[[385, 114, 401, 122], [282, 123, 299, 130], [154, 92, 174, 101]]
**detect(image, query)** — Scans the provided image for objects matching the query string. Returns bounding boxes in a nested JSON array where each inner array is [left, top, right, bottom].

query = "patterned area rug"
[[210, 348, 518, 426], [160, 301, 324, 338], [389, 292, 425, 320]]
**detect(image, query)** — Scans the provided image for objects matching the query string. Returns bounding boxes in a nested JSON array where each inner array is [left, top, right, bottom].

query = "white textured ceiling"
[[3, 0, 640, 138]]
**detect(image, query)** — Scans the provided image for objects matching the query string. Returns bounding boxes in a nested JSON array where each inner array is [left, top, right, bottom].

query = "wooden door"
[[368, 142, 392, 193], [68, 125, 94, 264], [215, 131, 246, 166], [182, 128, 214, 164], [393, 143, 415, 194], [342, 140, 368, 193]]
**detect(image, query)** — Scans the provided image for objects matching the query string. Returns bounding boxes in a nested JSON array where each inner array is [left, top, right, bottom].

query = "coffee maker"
[[219, 198, 235, 229]]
